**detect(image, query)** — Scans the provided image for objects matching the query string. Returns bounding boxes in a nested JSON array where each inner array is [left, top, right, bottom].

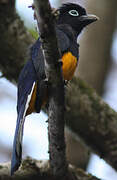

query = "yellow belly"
[[62, 52, 77, 80]]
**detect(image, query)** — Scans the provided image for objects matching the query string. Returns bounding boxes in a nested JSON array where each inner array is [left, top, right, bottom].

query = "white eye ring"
[[68, 10, 79, 16]]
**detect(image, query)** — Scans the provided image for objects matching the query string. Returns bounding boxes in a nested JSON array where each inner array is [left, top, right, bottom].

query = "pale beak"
[[79, 14, 99, 25]]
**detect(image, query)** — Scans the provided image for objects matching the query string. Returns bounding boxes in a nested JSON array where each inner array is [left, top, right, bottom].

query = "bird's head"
[[57, 3, 98, 36]]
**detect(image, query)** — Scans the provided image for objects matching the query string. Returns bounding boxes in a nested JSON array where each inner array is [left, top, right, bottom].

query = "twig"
[[33, 0, 68, 177]]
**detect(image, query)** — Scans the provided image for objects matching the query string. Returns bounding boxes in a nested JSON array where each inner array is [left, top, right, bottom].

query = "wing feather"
[[11, 60, 37, 175]]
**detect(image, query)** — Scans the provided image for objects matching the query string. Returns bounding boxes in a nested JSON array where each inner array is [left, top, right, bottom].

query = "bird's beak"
[[79, 14, 99, 25]]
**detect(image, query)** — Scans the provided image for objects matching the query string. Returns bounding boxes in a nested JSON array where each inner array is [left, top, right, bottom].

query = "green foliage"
[[29, 29, 38, 40]]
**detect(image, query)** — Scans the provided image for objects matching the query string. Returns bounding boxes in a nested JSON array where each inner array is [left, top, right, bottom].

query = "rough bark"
[[0, 157, 100, 180], [34, 0, 67, 177]]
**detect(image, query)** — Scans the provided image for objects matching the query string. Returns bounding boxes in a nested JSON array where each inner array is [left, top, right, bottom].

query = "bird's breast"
[[62, 52, 78, 80]]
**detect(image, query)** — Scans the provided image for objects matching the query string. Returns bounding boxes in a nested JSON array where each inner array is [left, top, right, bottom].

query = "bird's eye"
[[68, 10, 79, 16]]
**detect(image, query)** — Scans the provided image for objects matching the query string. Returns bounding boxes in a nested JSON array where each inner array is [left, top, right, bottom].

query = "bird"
[[11, 3, 98, 175]]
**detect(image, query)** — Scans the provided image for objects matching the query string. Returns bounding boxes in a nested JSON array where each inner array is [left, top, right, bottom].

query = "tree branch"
[[33, 0, 68, 177], [0, 158, 100, 180], [0, 3, 34, 83], [66, 77, 117, 171]]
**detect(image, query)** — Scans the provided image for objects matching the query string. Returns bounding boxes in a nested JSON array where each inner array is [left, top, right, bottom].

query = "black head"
[[57, 3, 98, 36]]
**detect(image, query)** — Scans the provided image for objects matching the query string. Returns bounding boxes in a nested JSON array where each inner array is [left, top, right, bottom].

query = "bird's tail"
[[11, 106, 26, 175]]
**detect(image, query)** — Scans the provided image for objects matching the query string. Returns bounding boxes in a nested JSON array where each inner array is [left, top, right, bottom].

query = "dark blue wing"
[[11, 60, 37, 175], [31, 38, 46, 81]]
